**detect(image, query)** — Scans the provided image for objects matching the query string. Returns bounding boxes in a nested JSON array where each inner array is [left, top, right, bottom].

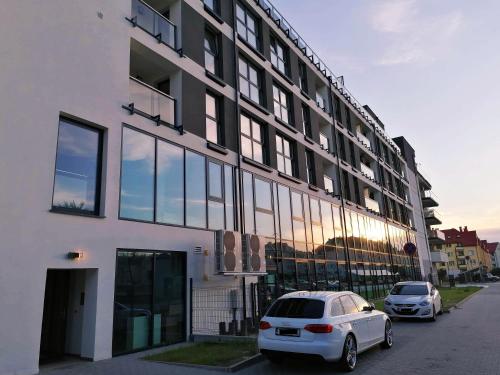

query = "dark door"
[[39, 270, 70, 363]]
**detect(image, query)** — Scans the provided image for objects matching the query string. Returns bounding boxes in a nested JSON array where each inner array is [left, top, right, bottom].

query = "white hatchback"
[[258, 291, 392, 371]]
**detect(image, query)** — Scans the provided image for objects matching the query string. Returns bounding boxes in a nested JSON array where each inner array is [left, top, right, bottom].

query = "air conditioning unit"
[[215, 230, 242, 274], [242, 234, 267, 274]]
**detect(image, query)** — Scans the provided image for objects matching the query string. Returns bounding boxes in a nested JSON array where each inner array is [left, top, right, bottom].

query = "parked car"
[[384, 281, 442, 321], [258, 291, 392, 371], [485, 273, 500, 282]]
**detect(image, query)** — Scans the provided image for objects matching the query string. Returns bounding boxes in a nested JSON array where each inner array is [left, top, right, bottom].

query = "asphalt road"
[[40, 284, 500, 375], [240, 283, 500, 375]]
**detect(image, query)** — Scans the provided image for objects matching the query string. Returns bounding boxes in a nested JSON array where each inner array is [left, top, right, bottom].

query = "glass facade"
[[240, 170, 421, 309], [120, 126, 235, 230], [113, 250, 186, 355]]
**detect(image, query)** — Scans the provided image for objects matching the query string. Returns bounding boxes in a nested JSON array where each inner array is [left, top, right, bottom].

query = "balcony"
[[422, 190, 439, 208], [431, 251, 449, 264], [428, 228, 446, 245], [127, 76, 176, 126], [364, 196, 380, 213], [128, 0, 178, 52], [360, 162, 375, 181], [356, 131, 372, 150], [424, 209, 442, 225]]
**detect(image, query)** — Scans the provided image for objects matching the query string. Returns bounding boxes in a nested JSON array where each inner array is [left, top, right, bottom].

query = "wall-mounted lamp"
[[67, 250, 84, 260]]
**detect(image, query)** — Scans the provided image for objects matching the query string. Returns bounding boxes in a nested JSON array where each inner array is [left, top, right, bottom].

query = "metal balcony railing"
[[364, 196, 380, 213], [360, 162, 375, 180], [254, 0, 401, 154], [128, 77, 176, 126], [129, 0, 178, 51], [356, 131, 372, 150]]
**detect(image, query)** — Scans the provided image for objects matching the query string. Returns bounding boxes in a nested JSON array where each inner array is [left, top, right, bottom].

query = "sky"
[[272, 0, 500, 242]]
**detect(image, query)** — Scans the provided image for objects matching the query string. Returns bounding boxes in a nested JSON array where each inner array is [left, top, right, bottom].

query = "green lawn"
[[144, 340, 258, 367], [438, 286, 481, 310], [371, 286, 482, 312]]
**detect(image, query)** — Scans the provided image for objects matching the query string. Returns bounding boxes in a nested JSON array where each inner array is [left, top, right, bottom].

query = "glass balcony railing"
[[319, 132, 329, 151], [360, 162, 375, 180], [130, 0, 177, 50], [356, 132, 372, 150], [364, 196, 380, 213], [428, 228, 446, 242], [129, 77, 175, 125]]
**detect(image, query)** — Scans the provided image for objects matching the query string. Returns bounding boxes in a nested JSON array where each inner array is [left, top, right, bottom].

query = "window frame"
[[276, 133, 295, 177], [273, 83, 293, 125], [203, 0, 220, 14], [240, 113, 266, 164], [301, 104, 312, 138], [236, 3, 260, 51], [270, 34, 289, 76], [204, 27, 221, 77], [305, 149, 316, 186], [51, 117, 103, 216], [205, 91, 222, 145], [238, 56, 262, 105], [298, 61, 308, 93]]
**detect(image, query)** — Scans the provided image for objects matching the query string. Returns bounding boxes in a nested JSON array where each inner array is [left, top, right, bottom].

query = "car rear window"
[[391, 284, 428, 295], [266, 298, 325, 319]]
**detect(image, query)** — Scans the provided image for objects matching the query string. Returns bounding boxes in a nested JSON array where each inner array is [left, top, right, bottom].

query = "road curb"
[[451, 287, 485, 310], [145, 354, 264, 372]]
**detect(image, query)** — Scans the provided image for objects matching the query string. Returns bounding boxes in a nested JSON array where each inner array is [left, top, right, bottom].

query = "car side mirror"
[[363, 304, 375, 312]]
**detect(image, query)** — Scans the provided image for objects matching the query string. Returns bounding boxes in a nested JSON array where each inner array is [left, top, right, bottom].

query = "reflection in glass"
[[208, 201, 224, 230], [186, 151, 206, 228], [52, 119, 101, 213], [120, 128, 155, 221], [243, 172, 254, 234], [156, 141, 184, 225], [224, 166, 235, 231], [208, 161, 223, 199], [278, 185, 293, 240]]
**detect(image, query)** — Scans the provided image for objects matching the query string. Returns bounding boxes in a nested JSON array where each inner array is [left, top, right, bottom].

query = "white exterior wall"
[[405, 167, 433, 280], [0, 2, 250, 375]]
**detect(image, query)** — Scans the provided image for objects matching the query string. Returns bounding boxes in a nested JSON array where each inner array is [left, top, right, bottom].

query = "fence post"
[[242, 276, 247, 321], [189, 277, 193, 341]]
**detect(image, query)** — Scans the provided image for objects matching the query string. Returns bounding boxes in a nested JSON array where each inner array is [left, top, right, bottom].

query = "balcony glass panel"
[[360, 163, 375, 180], [131, 0, 177, 50], [129, 77, 175, 125], [357, 132, 371, 149], [319, 133, 329, 151], [364, 196, 379, 213]]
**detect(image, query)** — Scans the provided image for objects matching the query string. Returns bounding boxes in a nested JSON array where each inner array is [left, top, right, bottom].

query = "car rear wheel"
[[264, 353, 284, 364], [339, 334, 357, 372], [381, 320, 393, 349]]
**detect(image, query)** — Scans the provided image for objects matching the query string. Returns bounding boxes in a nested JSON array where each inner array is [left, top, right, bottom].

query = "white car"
[[258, 291, 393, 371], [384, 281, 442, 321]]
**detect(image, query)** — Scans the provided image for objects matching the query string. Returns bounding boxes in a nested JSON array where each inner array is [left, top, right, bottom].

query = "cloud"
[[369, 0, 463, 66]]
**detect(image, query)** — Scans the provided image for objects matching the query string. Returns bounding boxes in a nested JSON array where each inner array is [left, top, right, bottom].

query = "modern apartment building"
[[0, 1, 430, 374], [439, 227, 493, 277]]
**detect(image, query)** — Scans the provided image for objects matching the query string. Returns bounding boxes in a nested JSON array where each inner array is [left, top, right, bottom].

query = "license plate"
[[401, 308, 411, 312], [276, 328, 300, 337]]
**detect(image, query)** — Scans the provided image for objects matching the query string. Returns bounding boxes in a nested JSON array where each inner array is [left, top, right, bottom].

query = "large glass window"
[[305, 150, 316, 186], [204, 0, 219, 13], [276, 134, 294, 176], [156, 141, 184, 225], [204, 29, 220, 76], [52, 118, 102, 215], [224, 165, 235, 231], [120, 127, 155, 221], [236, 3, 259, 50], [254, 177, 274, 237], [186, 151, 206, 228], [239, 57, 261, 104], [302, 104, 312, 138], [243, 171, 255, 234], [298, 61, 308, 93], [278, 184, 293, 242], [241, 113, 264, 163], [270, 36, 288, 75], [208, 161, 224, 230], [273, 84, 292, 125], [113, 250, 186, 355], [206, 92, 220, 144]]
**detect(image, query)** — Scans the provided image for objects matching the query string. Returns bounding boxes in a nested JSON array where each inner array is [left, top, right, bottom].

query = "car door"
[[339, 295, 370, 350], [351, 294, 385, 346]]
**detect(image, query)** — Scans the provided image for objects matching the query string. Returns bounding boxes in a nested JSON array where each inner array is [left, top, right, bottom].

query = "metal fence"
[[190, 280, 260, 337]]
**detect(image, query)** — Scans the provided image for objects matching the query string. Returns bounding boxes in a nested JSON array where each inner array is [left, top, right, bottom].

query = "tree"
[[491, 268, 500, 277]]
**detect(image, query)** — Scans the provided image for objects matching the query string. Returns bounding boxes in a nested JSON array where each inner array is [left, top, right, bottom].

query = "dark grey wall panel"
[[181, 72, 205, 138]]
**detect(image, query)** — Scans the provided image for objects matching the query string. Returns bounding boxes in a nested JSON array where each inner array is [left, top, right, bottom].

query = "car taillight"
[[259, 320, 272, 330], [304, 324, 333, 333]]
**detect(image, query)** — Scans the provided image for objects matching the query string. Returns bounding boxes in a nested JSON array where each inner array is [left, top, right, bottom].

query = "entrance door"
[[39, 270, 70, 363]]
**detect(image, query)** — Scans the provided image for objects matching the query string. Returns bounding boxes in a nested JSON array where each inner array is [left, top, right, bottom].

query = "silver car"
[[384, 282, 442, 321]]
